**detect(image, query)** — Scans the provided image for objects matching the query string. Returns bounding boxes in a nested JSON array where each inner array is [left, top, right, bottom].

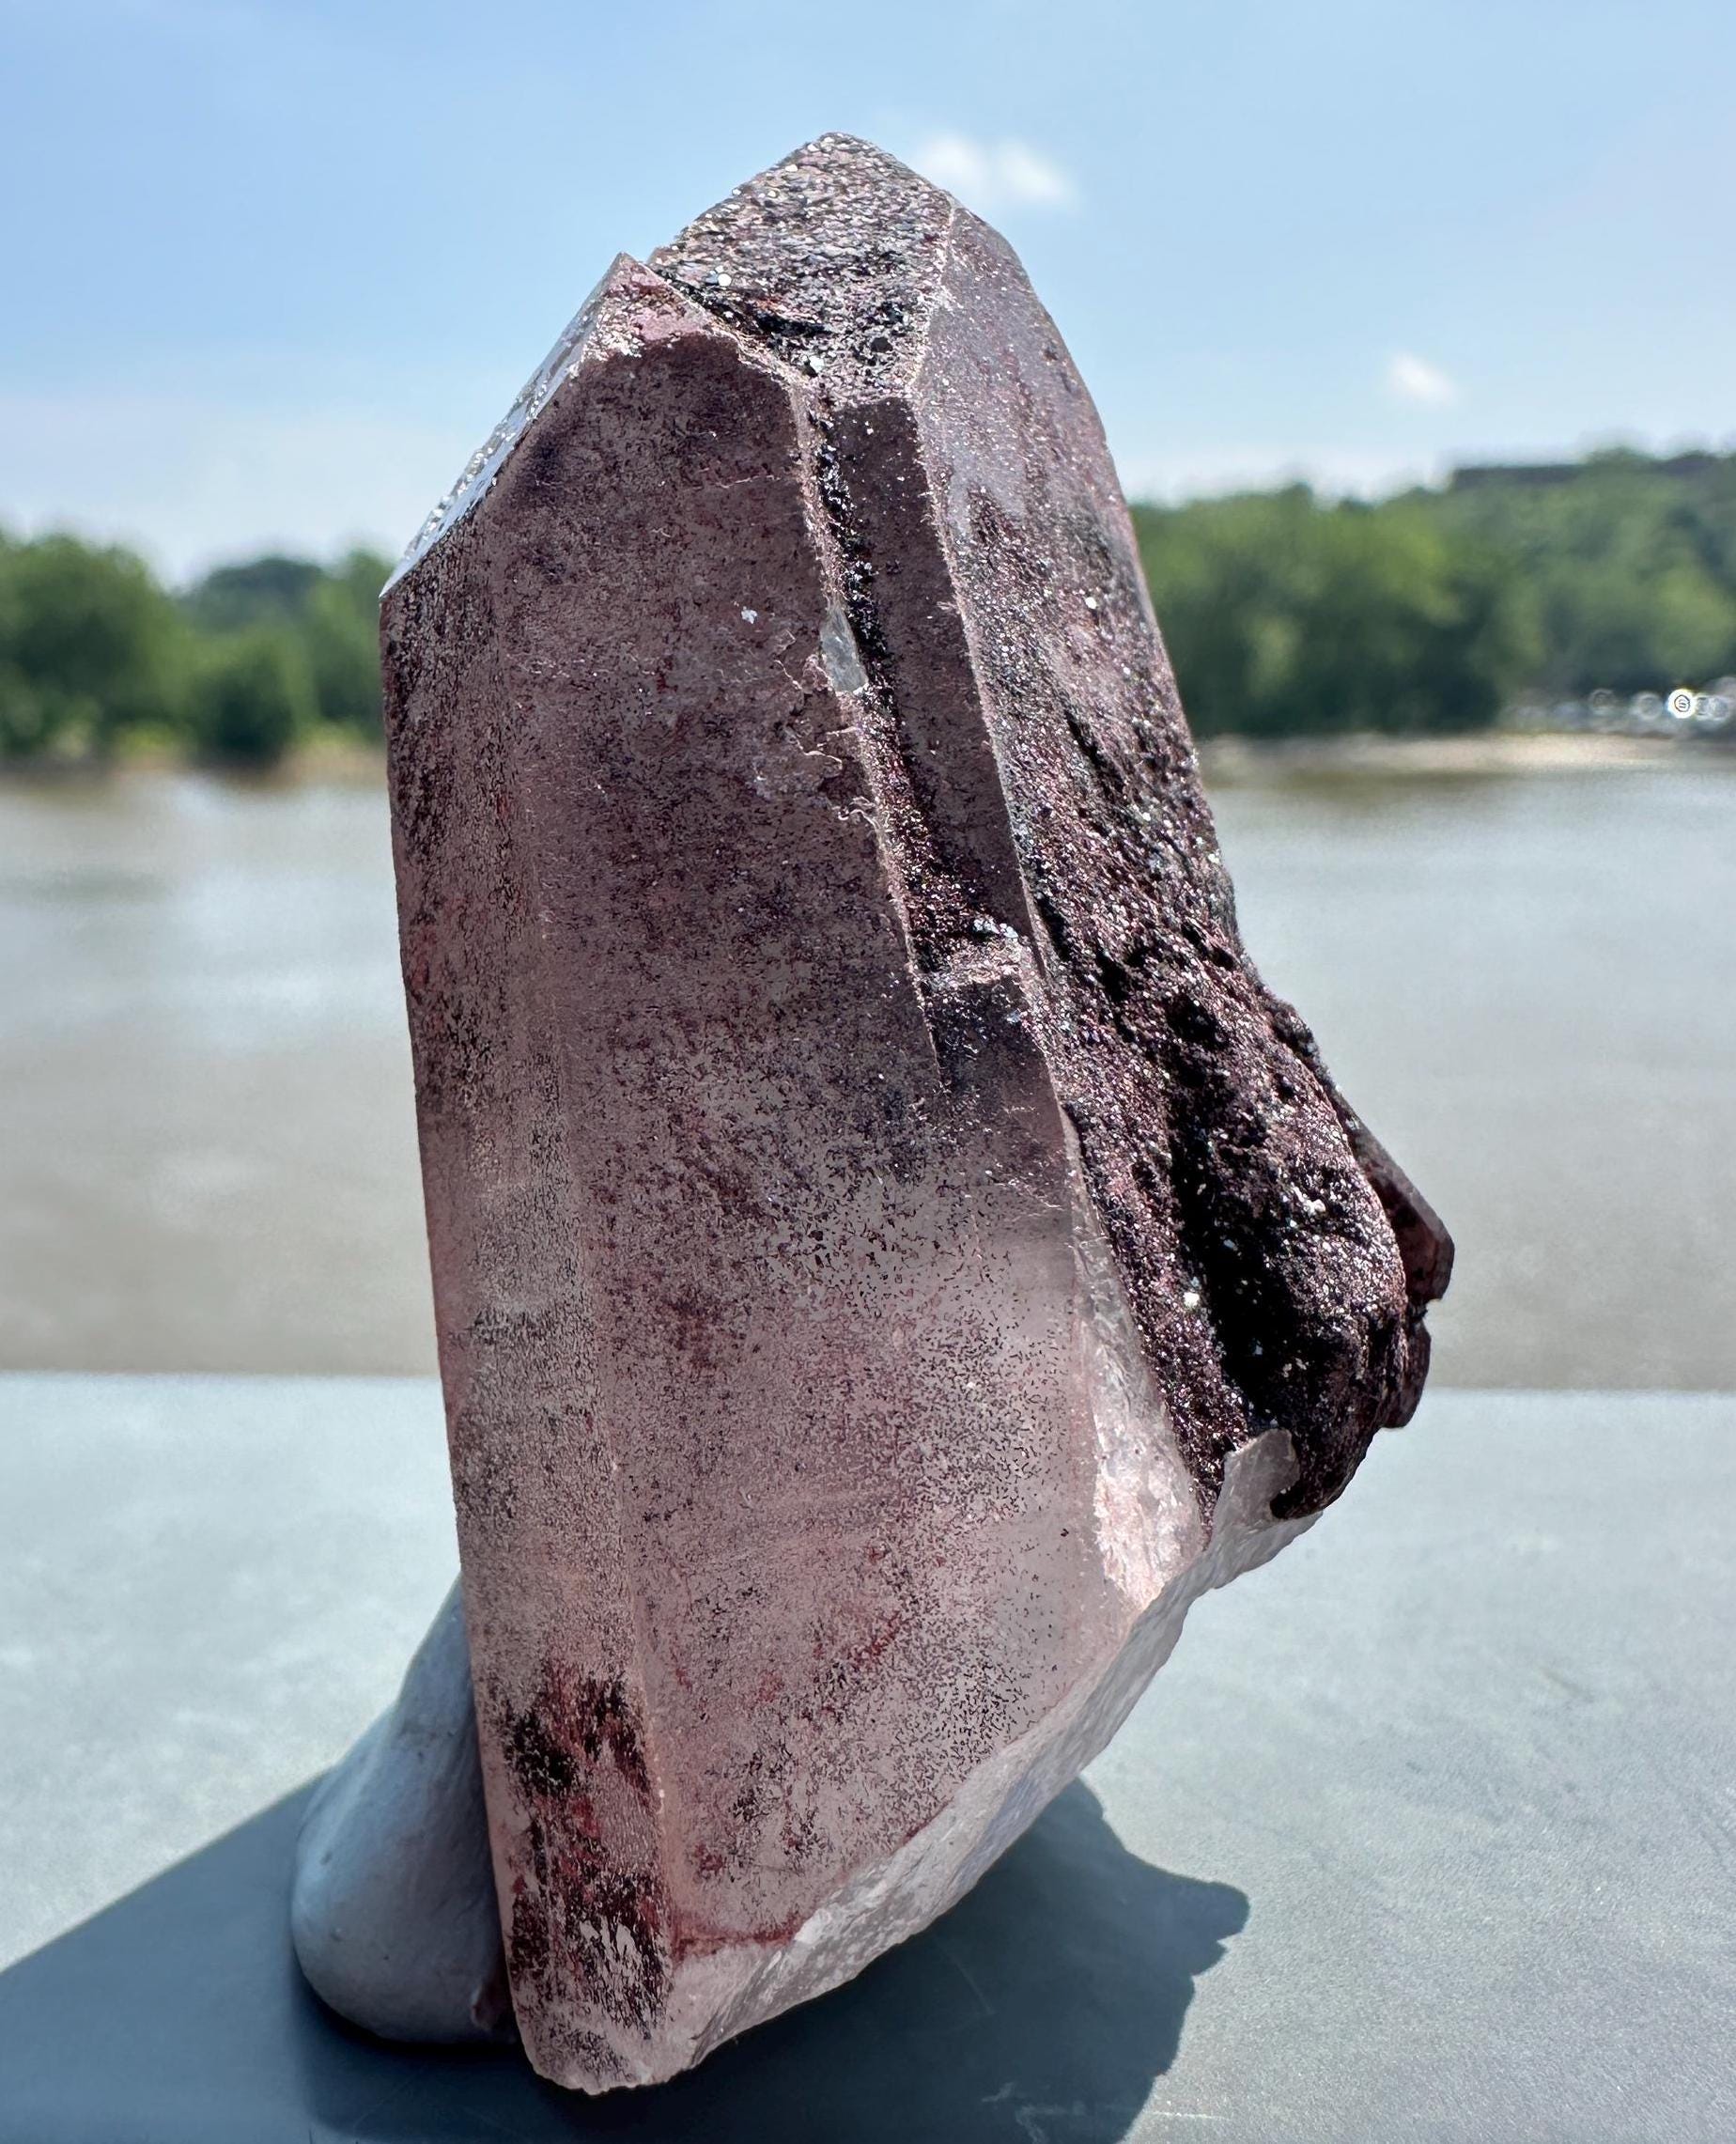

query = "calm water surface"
[[1, 761, 1730, 1388]]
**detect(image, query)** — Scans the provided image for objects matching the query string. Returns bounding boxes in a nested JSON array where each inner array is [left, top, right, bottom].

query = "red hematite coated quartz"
[[380, 135, 1450, 2091]]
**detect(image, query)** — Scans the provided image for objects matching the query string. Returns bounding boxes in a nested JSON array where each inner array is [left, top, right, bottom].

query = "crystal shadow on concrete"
[[0, 1779, 1243, 2144]]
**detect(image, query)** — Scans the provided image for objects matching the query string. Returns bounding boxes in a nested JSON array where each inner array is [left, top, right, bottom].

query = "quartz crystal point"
[[378, 134, 1450, 2092]]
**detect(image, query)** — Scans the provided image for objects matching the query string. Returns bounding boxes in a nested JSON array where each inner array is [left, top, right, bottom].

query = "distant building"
[[1449, 451, 1727, 492], [1449, 461, 1582, 491]]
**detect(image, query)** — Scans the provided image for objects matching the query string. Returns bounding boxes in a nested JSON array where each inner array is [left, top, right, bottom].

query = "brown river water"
[[1, 756, 1730, 1390]]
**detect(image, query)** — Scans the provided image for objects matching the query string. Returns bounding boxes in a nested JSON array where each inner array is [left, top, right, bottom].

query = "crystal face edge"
[[383, 259, 627, 598]]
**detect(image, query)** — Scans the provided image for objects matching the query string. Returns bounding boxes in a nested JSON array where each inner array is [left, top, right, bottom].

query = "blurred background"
[[1, 0, 1730, 1395]]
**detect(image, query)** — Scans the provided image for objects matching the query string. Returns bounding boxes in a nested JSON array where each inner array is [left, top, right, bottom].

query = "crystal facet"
[[375, 135, 1449, 2091]]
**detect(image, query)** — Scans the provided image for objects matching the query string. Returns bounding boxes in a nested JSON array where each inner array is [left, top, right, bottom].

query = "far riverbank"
[[8, 723, 1728, 798], [1197, 729, 1732, 782]]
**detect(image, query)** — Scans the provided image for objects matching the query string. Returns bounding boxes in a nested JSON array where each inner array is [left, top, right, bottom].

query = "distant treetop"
[[1134, 445, 1736, 733], [0, 537, 391, 765]]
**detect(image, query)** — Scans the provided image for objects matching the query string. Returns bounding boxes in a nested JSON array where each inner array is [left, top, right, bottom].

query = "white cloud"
[[908, 132, 1078, 214], [1387, 351, 1460, 407]]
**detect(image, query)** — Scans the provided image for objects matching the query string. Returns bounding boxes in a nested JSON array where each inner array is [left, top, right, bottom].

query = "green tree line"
[[3, 447, 1733, 761], [1132, 447, 1736, 738], [0, 536, 389, 765]]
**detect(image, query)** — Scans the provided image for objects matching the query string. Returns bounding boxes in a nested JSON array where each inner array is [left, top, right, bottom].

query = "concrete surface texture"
[[0, 1376, 1730, 2138]]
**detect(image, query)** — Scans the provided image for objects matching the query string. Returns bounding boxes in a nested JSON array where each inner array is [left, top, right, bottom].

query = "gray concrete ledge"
[[1, 1378, 1731, 2140]]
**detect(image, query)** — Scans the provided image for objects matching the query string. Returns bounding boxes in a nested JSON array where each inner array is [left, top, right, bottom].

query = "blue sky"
[[3, 0, 1729, 578]]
